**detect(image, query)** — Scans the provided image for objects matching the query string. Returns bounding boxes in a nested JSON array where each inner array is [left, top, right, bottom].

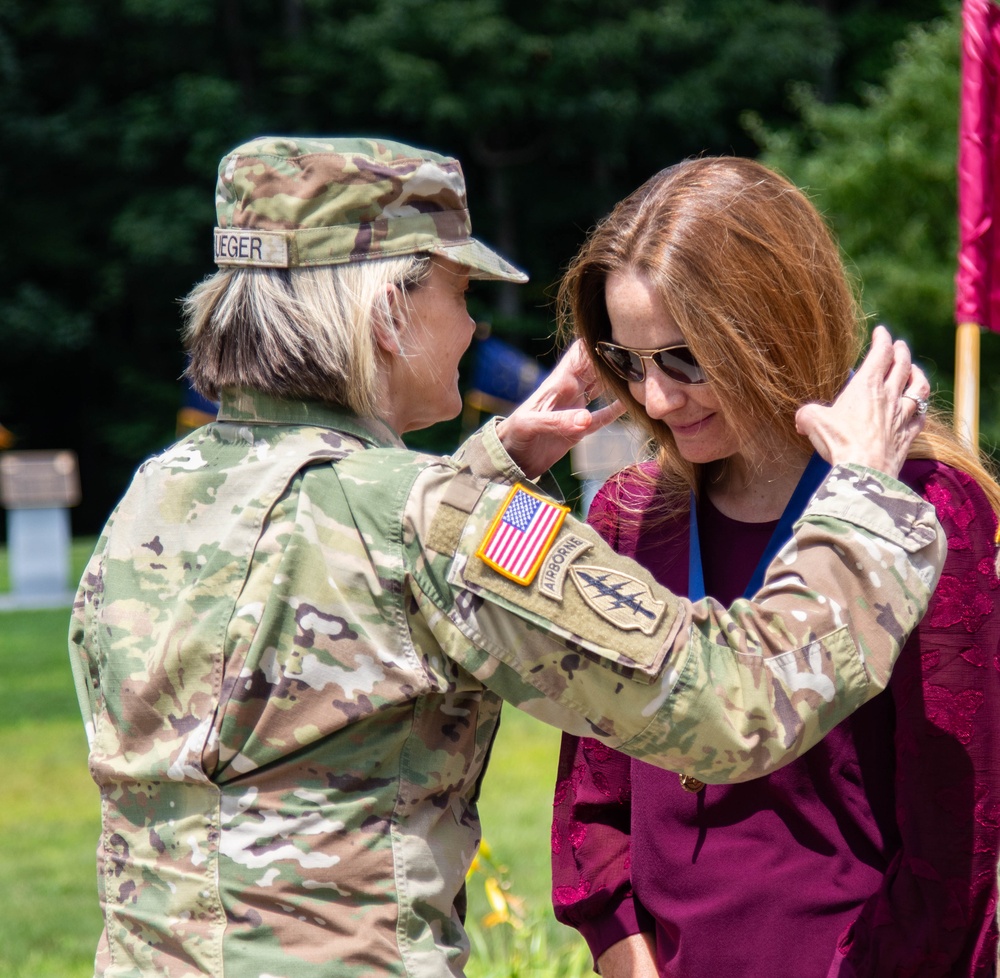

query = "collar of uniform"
[[216, 388, 403, 449]]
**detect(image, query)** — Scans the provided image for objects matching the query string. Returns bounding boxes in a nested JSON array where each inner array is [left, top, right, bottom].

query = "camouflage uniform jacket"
[[69, 389, 943, 978]]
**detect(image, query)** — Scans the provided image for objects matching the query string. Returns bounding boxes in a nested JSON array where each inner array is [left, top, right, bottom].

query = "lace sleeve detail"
[[550, 467, 660, 961], [551, 733, 643, 962], [830, 462, 1000, 976]]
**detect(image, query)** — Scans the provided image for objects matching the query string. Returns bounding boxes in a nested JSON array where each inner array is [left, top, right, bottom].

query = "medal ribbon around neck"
[[679, 451, 831, 793]]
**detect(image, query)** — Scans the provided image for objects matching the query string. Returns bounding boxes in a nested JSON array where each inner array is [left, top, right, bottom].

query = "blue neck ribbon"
[[687, 452, 831, 602]]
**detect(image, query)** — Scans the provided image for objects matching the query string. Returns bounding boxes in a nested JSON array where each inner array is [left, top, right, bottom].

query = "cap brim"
[[433, 239, 528, 283]]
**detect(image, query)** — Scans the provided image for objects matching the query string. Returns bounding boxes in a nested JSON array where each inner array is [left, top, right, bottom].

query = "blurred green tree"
[[753, 6, 1000, 446], [0, 0, 948, 530]]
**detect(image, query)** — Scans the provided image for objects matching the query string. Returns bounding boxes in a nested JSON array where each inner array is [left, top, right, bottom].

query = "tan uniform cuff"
[[802, 463, 940, 553], [450, 417, 526, 484]]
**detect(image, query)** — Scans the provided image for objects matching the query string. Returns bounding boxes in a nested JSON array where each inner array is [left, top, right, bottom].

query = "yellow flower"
[[484, 877, 508, 917], [481, 876, 524, 930]]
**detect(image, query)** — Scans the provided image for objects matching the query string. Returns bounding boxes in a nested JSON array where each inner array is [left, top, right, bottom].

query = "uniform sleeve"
[[448, 416, 526, 484], [406, 461, 945, 783], [828, 466, 1000, 976], [68, 527, 112, 749]]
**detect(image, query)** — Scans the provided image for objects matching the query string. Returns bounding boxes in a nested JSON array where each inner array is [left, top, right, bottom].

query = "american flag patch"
[[476, 484, 570, 585]]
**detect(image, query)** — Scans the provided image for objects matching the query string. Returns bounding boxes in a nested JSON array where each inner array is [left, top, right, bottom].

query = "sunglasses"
[[595, 340, 708, 385]]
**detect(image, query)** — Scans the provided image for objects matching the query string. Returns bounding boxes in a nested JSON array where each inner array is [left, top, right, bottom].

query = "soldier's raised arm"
[[395, 329, 942, 783], [398, 445, 941, 784]]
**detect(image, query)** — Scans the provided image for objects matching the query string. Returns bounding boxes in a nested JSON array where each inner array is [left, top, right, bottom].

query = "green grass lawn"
[[0, 539, 102, 978], [0, 539, 591, 978], [465, 709, 593, 978], [0, 610, 103, 978]]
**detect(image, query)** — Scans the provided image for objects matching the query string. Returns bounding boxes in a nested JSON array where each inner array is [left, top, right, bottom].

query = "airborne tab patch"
[[537, 533, 592, 601], [476, 484, 570, 586], [569, 565, 666, 635]]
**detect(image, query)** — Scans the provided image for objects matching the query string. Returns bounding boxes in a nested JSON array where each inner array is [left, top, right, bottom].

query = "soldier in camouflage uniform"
[[69, 136, 942, 978]]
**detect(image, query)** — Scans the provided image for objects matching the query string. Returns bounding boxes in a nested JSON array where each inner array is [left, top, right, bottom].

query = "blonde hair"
[[182, 256, 431, 416], [558, 156, 1000, 516]]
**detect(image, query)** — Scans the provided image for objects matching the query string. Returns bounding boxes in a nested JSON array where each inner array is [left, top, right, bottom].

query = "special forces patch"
[[568, 565, 666, 635], [534, 531, 666, 635]]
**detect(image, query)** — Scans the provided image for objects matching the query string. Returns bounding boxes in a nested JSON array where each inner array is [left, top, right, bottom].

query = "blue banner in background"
[[470, 336, 548, 403], [177, 378, 219, 437]]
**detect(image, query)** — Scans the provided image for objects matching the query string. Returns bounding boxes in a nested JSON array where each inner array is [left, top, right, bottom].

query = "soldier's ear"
[[374, 283, 405, 355]]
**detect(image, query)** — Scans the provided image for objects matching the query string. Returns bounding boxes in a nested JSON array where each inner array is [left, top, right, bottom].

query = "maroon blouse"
[[551, 460, 1000, 976]]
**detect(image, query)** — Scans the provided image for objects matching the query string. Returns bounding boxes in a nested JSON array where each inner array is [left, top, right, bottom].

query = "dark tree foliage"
[[0, 0, 946, 532], [758, 8, 1000, 451]]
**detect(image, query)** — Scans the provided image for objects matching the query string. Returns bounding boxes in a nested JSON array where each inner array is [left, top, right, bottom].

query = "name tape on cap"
[[214, 228, 290, 267]]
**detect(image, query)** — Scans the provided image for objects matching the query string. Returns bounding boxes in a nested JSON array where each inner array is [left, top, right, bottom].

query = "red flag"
[[956, 0, 1000, 332]]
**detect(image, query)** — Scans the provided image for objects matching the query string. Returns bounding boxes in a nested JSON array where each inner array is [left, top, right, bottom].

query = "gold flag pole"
[[954, 320, 981, 448]]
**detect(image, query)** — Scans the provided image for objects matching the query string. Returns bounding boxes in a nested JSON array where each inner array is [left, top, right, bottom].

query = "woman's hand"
[[596, 933, 659, 978], [795, 325, 930, 478], [497, 340, 625, 479]]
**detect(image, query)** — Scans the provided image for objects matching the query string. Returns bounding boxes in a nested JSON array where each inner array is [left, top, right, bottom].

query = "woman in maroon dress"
[[551, 157, 1000, 977]]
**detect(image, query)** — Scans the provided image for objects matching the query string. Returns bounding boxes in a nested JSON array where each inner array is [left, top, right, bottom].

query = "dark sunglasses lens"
[[598, 344, 644, 382], [653, 346, 706, 384]]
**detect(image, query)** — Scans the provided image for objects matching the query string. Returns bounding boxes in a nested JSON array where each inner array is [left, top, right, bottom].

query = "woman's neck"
[[703, 447, 813, 523]]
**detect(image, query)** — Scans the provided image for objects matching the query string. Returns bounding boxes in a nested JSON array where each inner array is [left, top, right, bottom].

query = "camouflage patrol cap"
[[213, 135, 528, 282]]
